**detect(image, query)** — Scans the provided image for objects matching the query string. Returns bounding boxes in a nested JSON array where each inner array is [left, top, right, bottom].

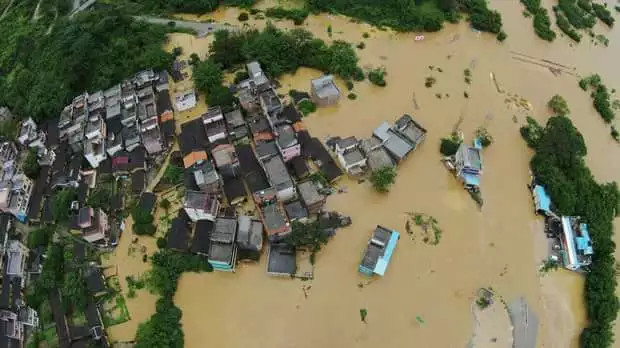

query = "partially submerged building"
[[359, 226, 399, 277], [454, 142, 483, 191], [297, 181, 325, 215], [311, 75, 340, 107], [558, 216, 593, 272], [373, 122, 414, 163], [208, 217, 238, 271], [191, 220, 213, 256], [267, 243, 296, 276], [393, 114, 427, 150], [235, 216, 263, 261], [360, 137, 394, 172], [260, 203, 291, 241], [335, 136, 367, 175]]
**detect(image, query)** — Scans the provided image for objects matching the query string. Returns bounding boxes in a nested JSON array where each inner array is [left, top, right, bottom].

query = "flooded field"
[[114, 1, 619, 346]]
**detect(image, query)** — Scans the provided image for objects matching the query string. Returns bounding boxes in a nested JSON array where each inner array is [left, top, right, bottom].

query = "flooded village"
[[0, 0, 619, 347]]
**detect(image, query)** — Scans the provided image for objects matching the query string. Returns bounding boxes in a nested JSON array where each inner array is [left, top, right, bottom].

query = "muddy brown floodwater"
[[113, 0, 620, 346]]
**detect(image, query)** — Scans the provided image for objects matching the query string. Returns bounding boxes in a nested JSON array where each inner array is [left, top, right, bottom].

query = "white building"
[[175, 90, 197, 112]]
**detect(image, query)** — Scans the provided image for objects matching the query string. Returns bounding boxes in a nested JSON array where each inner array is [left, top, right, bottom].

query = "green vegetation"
[[579, 74, 615, 123], [88, 183, 115, 211], [368, 67, 387, 87], [548, 94, 570, 115], [233, 70, 250, 84], [348, 93, 357, 100], [286, 221, 329, 263], [62, 272, 89, 312], [238, 12, 249, 21], [113, 0, 256, 15], [577, 0, 592, 12], [464, 68, 472, 84], [307, 0, 504, 35], [475, 127, 493, 147], [163, 164, 184, 185], [345, 80, 354, 91], [555, 11, 582, 42], [356, 42, 366, 49], [360, 308, 368, 323], [476, 295, 491, 309], [52, 189, 77, 223], [362, 32, 370, 38], [615, 5, 620, 12], [557, 0, 596, 29], [132, 206, 156, 236], [591, 3, 614, 27], [265, 7, 310, 25], [0, 119, 19, 141], [136, 251, 212, 347], [209, 24, 363, 80], [23, 149, 40, 179], [405, 212, 443, 245], [0, 7, 175, 122], [298, 100, 317, 115], [439, 133, 462, 156], [611, 126, 620, 142], [496, 31, 507, 42], [27, 226, 54, 249], [425, 76, 437, 88], [520, 116, 619, 348], [539, 257, 560, 274], [193, 59, 235, 108], [370, 166, 397, 193], [521, 0, 556, 41], [160, 198, 171, 212]]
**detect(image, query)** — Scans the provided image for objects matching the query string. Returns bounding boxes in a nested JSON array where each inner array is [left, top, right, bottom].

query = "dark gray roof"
[[85, 267, 106, 295], [255, 140, 278, 159], [179, 119, 208, 155], [281, 104, 301, 123], [138, 192, 156, 213], [297, 181, 322, 206], [284, 201, 308, 221], [223, 177, 246, 204], [360, 226, 392, 270], [236, 216, 262, 252], [263, 155, 294, 192], [167, 213, 190, 251], [275, 124, 297, 149], [131, 170, 146, 193], [77, 181, 89, 204], [289, 156, 309, 179], [267, 243, 296, 275], [191, 220, 213, 255], [262, 204, 288, 233], [337, 136, 358, 149], [28, 165, 50, 220], [212, 217, 237, 243]]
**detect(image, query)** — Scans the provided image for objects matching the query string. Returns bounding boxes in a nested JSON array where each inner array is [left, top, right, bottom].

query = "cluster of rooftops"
[[165, 61, 349, 275]]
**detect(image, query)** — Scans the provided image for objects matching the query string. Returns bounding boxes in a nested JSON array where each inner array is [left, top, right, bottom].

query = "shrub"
[[440, 137, 461, 156], [298, 100, 316, 115], [362, 32, 370, 38], [238, 12, 249, 22], [356, 42, 366, 49], [234, 70, 250, 84], [156, 237, 166, 249], [475, 127, 493, 147], [347, 93, 357, 100], [548, 95, 570, 115], [425, 76, 436, 88], [368, 68, 387, 87], [23, 149, 40, 179], [555, 11, 582, 42], [172, 46, 183, 57], [557, 0, 597, 29], [345, 80, 354, 91], [610, 126, 619, 141], [189, 53, 200, 66], [265, 7, 309, 25], [353, 68, 365, 81], [496, 31, 507, 41], [370, 167, 397, 193], [132, 207, 156, 236]]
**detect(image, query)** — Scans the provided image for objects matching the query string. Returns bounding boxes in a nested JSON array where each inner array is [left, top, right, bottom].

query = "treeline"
[[135, 250, 212, 348], [579, 74, 615, 123], [0, 6, 174, 122], [209, 23, 363, 79], [307, 0, 504, 38], [553, 0, 614, 42], [113, 0, 255, 15], [521, 0, 556, 41], [521, 115, 619, 348]]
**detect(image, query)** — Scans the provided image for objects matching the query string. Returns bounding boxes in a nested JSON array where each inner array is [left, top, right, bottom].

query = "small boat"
[[414, 35, 425, 41]]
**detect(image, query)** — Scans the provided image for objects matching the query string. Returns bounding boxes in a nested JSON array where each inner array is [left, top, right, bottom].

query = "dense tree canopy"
[[0, 6, 173, 122], [209, 24, 363, 80], [521, 115, 619, 348]]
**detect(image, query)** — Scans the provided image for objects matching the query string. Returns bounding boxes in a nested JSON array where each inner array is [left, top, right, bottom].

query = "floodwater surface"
[[117, 0, 620, 346]]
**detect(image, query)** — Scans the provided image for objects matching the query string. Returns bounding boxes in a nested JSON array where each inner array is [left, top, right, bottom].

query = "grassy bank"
[[520, 114, 619, 348]]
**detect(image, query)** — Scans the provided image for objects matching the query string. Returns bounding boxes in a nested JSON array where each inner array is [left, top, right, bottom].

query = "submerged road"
[[133, 16, 237, 37]]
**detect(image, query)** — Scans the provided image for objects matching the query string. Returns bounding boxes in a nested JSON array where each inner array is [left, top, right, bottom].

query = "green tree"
[[132, 207, 156, 236], [193, 60, 224, 95], [370, 167, 397, 193], [0, 119, 19, 140], [163, 165, 184, 185], [548, 95, 570, 116], [27, 226, 54, 249], [160, 198, 171, 211], [62, 272, 89, 311], [87, 184, 114, 210], [23, 149, 40, 179], [53, 189, 76, 223]]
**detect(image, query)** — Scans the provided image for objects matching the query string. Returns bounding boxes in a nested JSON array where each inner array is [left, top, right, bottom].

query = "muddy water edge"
[[125, 1, 618, 347]]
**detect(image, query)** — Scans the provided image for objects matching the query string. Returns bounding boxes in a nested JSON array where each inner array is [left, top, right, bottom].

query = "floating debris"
[[404, 212, 442, 245]]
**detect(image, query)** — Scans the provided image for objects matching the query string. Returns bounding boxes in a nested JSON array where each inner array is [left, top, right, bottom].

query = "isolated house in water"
[[359, 225, 400, 277], [532, 185, 552, 216], [208, 217, 238, 271], [454, 143, 483, 191], [267, 243, 296, 276], [311, 75, 340, 106], [393, 114, 427, 150]]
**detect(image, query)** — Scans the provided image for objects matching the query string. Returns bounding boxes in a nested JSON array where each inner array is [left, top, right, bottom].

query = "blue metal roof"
[[462, 172, 481, 187], [473, 137, 483, 149], [374, 230, 399, 276], [533, 185, 551, 213], [577, 223, 593, 255]]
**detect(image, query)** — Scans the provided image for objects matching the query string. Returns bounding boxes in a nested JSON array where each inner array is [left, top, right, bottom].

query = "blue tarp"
[[462, 173, 480, 187], [473, 137, 483, 149], [533, 185, 551, 213]]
